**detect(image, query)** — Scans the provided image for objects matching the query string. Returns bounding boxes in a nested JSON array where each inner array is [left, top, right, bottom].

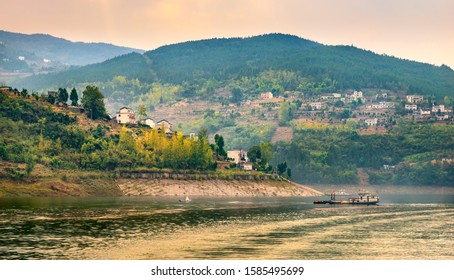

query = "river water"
[[0, 194, 453, 260]]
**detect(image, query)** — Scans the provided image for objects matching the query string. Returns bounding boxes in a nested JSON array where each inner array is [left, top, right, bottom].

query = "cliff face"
[[117, 178, 323, 197]]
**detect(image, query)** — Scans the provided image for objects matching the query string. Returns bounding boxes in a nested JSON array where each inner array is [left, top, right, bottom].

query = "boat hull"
[[328, 200, 379, 205]]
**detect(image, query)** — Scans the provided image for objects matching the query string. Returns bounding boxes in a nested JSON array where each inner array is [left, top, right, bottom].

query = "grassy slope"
[[0, 162, 121, 197]]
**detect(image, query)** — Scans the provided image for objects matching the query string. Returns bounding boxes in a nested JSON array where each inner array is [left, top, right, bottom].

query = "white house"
[[365, 118, 378, 126], [369, 102, 395, 109], [320, 93, 341, 100], [432, 105, 446, 113], [116, 107, 137, 125], [227, 149, 247, 164], [239, 162, 253, 171], [140, 117, 155, 128], [156, 119, 172, 133], [406, 95, 424, 103], [260, 92, 273, 99], [405, 104, 418, 110], [350, 90, 363, 100], [419, 109, 431, 116], [309, 102, 322, 110]]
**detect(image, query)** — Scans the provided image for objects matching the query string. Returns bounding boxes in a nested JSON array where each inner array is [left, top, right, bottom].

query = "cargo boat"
[[314, 191, 379, 205]]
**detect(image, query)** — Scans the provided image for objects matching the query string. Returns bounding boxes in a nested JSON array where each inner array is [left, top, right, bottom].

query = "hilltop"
[[0, 30, 143, 82], [16, 33, 454, 100]]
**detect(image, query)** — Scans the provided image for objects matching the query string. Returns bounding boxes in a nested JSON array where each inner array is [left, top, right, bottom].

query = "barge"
[[314, 191, 379, 205]]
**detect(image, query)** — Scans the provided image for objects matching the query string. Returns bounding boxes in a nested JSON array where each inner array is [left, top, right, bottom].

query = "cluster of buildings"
[[320, 90, 364, 104], [404, 95, 452, 120], [111, 107, 173, 133]]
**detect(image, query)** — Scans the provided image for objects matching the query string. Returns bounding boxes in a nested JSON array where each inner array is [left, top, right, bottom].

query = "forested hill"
[[16, 33, 454, 99], [0, 30, 143, 69]]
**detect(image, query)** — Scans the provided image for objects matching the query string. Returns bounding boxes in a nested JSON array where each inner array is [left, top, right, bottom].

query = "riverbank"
[[0, 176, 322, 198], [0, 162, 322, 197], [118, 178, 322, 197], [1, 162, 451, 197]]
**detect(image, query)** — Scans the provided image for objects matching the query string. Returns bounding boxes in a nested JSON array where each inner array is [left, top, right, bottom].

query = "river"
[[0, 194, 453, 259]]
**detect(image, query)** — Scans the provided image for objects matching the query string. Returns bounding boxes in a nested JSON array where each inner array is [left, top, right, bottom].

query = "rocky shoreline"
[[117, 178, 324, 197]]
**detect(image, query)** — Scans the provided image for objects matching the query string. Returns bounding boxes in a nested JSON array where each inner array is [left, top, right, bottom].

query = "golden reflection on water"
[[81, 206, 454, 260]]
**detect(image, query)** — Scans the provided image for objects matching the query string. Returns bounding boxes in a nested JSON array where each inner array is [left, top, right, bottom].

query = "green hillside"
[[15, 33, 454, 100]]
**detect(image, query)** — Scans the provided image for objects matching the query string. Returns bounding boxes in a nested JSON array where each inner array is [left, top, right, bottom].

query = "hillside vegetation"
[[4, 33, 454, 188], [272, 123, 454, 185], [17, 33, 454, 101]]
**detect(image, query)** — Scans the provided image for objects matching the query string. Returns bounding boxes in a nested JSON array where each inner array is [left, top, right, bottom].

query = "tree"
[[443, 96, 452, 110], [198, 127, 208, 141], [25, 152, 36, 176], [278, 101, 297, 125], [70, 88, 78, 106], [47, 94, 55, 104], [260, 142, 273, 166], [81, 85, 106, 120], [286, 168, 292, 178], [231, 87, 243, 104], [20, 88, 28, 97], [248, 145, 261, 163], [57, 88, 68, 103], [277, 161, 287, 175], [214, 134, 227, 158], [334, 100, 344, 108], [138, 104, 147, 119]]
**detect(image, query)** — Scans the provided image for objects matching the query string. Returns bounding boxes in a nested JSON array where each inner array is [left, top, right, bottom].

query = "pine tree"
[[70, 88, 78, 106]]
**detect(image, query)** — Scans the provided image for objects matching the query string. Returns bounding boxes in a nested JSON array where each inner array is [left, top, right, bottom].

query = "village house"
[[365, 118, 378, 126], [309, 102, 323, 110], [260, 92, 273, 99], [436, 114, 449, 121], [432, 105, 446, 113], [139, 117, 155, 128], [405, 104, 418, 111], [240, 100, 252, 107], [383, 165, 396, 171], [116, 107, 137, 125], [320, 93, 341, 100], [406, 95, 424, 103], [368, 101, 395, 109], [419, 108, 431, 116], [156, 119, 172, 133], [376, 92, 388, 99], [348, 90, 363, 101], [227, 149, 247, 164], [239, 162, 253, 171], [0, 85, 11, 91]]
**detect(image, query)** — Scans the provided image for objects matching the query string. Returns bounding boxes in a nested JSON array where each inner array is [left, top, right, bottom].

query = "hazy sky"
[[1, 0, 453, 68]]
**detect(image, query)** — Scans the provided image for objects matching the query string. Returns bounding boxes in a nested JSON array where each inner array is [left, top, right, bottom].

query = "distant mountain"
[[15, 33, 454, 99], [0, 30, 143, 76]]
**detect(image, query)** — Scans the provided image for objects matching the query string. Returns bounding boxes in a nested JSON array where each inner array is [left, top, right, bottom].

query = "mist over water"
[[0, 194, 453, 259]]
